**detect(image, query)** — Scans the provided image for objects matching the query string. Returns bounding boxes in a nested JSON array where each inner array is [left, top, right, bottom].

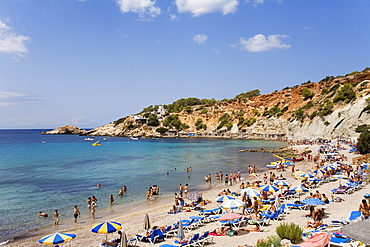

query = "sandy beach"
[[7, 141, 369, 247]]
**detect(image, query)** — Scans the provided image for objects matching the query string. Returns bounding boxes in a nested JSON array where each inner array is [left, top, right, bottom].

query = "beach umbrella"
[[341, 219, 370, 245], [240, 188, 260, 197], [188, 192, 202, 202], [121, 230, 127, 247], [91, 221, 122, 240], [313, 169, 326, 177], [300, 173, 314, 178], [301, 198, 325, 206], [214, 195, 235, 203], [38, 232, 76, 245], [249, 173, 260, 177], [217, 212, 242, 221], [177, 220, 184, 239], [220, 199, 244, 210], [260, 185, 279, 193], [144, 213, 151, 231], [324, 165, 336, 171], [290, 186, 309, 201], [273, 181, 291, 187]]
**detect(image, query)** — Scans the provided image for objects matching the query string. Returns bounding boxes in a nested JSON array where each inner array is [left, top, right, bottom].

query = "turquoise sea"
[[0, 129, 286, 243]]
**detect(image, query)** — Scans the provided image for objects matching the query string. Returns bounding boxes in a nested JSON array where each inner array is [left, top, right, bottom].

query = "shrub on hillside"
[[333, 83, 356, 103], [302, 88, 314, 100]]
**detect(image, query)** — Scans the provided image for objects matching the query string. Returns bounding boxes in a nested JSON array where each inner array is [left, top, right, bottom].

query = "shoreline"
[[6, 140, 369, 247]]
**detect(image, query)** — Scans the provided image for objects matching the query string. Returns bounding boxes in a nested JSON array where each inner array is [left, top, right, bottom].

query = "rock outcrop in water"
[[42, 125, 87, 135], [45, 68, 370, 141]]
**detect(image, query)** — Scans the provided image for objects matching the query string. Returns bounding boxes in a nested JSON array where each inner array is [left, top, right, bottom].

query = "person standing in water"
[[54, 210, 59, 225], [73, 205, 80, 224]]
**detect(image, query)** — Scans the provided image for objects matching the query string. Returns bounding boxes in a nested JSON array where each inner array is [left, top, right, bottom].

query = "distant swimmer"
[[119, 188, 124, 196], [97, 183, 101, 188], [39, 212, 48, 217]]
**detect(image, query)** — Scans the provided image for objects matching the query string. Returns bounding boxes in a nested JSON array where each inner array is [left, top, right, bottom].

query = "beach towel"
[[299, 232, 330, 247]]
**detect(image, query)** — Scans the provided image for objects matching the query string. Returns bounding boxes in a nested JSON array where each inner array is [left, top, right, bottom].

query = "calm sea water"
[[0, 129, 286, 243]]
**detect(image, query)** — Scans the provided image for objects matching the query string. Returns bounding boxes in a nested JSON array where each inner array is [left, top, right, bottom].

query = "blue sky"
[[1, 0, 369, 129]]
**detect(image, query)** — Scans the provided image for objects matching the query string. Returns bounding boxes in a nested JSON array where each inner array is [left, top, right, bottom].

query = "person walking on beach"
[[54, 210, 59, 226], [73, 205, 80, 224], [110, 194, 114, 205]]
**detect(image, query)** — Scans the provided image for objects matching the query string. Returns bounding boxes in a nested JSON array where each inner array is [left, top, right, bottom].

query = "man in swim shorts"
[[74, 205, 80, 224]]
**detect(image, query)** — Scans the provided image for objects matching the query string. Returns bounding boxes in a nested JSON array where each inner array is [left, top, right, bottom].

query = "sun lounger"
[[286, 203, 306, 210], [198, 207, 221, 216], [136, 228, 165, 245], [194, 231, 213, 246], [172, 233, 200, 246]]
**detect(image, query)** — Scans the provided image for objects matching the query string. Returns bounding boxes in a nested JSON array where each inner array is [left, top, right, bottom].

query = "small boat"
[[130, 137, 139, 140], [92, 141, 101, 146], [292, 157, 304, 162], [266, 160, 294, 169], [85, 137, 94, 141]]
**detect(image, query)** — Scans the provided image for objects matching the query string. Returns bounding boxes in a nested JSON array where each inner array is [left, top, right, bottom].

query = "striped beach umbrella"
[[274, 180, 291, 187], [240, 188, 260, 197], [290, 185, 309, 201], [38, 232, 76, 245], [290, 185, 309, 193], [324, 165, 336, 171], [220, 199, 244, 210], [144, 213, 151, 231], [313, 169, 326, 176], [300, 173, 314, 178], [91, 221, 122, 234], [260, 184, 279, 193], [214, 195, 235, 203]]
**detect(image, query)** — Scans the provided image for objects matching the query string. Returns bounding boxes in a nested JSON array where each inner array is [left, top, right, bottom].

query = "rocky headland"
[[44, 68, 370, 141]]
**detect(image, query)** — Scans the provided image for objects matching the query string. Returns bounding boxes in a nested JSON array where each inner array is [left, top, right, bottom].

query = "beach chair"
[[286, 203, 306, 210], [194, 231, 213, 246], [173, 233, 200, 246], [163, 225, 177, 238], [182, 218, 197, 231], [198, 207, 221, 216], [136, 228, 165, 245]]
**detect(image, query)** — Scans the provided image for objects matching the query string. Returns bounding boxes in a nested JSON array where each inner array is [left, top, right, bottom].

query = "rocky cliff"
[[58, 69, 370, 140]]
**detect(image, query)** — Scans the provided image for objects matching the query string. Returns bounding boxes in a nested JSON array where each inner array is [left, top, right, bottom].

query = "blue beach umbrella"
[[240, 188, 260, 197], [274, 181, 291, 187], [220, 199, 244, 210], [301, 198, 325, 205], [290, 185, 309, 201], [300, 173, 314, 178], [91, 221, 122, 234], [260, 185, 279, 193], [38, 232, 76, 245], [214, 195, 235, 203]]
